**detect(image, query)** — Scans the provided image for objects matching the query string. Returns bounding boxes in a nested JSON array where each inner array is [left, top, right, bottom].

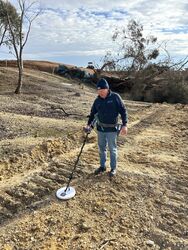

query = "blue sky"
[[0, 0, 188, 67]]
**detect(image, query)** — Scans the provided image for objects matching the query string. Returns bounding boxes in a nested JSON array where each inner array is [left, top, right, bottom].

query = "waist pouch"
[[97, 121, 117, 128]]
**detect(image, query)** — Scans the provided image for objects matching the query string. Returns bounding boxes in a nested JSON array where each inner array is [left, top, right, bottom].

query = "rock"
[[79, 220, 91, 232], [146, 240, 155, 246], [49, 231, 55, 236], [81, 222, 91, 230]]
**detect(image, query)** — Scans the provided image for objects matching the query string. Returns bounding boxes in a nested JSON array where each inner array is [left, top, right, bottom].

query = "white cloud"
[[1, 0, 188, 66], [39, 0, 131, 10]]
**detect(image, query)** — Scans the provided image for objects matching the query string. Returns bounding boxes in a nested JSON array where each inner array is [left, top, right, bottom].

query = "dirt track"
[[0, 67, 187, 250]]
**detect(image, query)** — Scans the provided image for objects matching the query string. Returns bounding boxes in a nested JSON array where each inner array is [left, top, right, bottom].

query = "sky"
[[0, 0, 188, 67]]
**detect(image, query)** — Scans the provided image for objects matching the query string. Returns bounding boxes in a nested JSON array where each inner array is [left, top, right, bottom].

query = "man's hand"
[[120, 125, 127, 136], [83, 125, 92, 134]]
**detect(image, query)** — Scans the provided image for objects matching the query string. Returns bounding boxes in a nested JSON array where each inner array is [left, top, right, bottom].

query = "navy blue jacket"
[[88, 91, 128, 132]]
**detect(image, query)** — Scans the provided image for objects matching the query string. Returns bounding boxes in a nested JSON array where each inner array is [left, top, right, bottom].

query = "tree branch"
[[0, 26, 7, 46]]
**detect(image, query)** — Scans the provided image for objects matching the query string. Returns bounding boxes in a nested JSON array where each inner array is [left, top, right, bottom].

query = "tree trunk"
[[15, 61, 23, 94]]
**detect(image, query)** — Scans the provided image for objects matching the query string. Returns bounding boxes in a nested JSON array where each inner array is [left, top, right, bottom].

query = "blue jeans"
[[97, 131, 117, 170]]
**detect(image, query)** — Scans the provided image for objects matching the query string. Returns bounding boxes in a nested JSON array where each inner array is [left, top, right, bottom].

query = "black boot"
[[94, 166, 106, 175], [109, 169, 116, 177]]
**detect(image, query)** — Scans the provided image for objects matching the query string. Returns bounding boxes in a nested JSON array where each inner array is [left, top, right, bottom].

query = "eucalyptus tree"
[[0, 0, 40, 94], [0, 0, 19, 47], [102, 19, 159, 72]]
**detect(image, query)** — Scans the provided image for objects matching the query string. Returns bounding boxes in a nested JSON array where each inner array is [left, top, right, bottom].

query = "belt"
[[98, 121, 117, 128]]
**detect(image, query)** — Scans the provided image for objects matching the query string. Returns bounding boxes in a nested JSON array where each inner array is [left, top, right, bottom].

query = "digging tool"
[[56, 119, 96, 200]]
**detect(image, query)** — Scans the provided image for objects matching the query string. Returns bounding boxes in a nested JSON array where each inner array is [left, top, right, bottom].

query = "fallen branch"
[[50, 105, 86, 117], [58, 107, 86, 117], [98, 238, 116, 249]]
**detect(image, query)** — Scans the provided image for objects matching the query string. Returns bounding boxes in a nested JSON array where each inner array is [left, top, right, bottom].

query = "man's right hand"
[[83, 125, 92, 134]]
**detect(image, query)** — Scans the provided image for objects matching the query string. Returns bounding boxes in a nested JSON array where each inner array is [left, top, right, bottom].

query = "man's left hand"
[[120, 126, 128, 136]]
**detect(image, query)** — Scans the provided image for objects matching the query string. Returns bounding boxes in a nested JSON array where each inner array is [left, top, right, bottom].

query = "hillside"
[[0, 66, 187, 250]]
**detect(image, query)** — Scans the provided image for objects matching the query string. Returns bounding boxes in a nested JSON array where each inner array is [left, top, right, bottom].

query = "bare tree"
[[0, 0, 40, 94]]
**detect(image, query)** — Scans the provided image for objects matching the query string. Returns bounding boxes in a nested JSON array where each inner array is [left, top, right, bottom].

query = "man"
[[85, 78, 128, 177]]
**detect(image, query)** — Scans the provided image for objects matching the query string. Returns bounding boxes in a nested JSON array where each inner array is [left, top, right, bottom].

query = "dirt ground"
[[0, 66, 187, 250]]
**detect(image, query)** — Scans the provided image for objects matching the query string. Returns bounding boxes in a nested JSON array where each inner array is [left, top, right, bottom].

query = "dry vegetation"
[[0, 65, 187, 250], [130, 68, 188, 104]]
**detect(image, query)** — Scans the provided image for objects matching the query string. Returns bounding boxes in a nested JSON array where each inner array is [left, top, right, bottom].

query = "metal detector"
[[56, 118, 122, 200], [56, 121, 95, 200]]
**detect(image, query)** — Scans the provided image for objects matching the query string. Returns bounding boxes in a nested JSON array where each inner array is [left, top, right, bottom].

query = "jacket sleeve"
[[87, 100, 98, 125], [116, 94, 128, 126]]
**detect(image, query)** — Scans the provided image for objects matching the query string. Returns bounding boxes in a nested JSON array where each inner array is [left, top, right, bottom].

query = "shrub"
[[131, 70, 188, 104]]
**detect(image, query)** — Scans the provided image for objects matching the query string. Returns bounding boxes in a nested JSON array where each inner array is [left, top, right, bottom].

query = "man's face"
[[97, 89, 109, 98]]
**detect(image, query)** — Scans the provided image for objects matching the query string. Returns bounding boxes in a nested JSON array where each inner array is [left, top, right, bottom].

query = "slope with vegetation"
[[0, 66, 187, 250]]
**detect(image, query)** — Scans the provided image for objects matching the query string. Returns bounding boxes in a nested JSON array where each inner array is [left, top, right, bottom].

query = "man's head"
[[96, 78, 109, 98]]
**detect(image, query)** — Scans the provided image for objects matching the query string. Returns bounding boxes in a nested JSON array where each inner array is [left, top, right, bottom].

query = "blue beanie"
[[97, 78, 109, 90]]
